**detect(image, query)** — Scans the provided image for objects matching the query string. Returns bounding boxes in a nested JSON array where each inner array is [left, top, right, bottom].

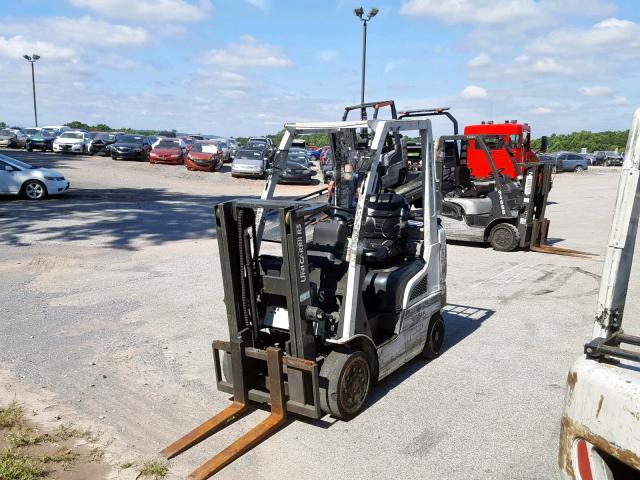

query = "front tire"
[[489, 222, 520, 252], [420, 312, 445, 360], [22, 180, 47, 200], [320, 349, 371, 420]]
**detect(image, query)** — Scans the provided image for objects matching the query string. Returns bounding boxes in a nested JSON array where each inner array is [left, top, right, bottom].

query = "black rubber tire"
[[27, 146, 33, 152], [574, 165, 585, 173], [420, 312, 445, 360], [489, 223, 520, 252], [22, 180, 47, 200], [320, 349, 371, 420]]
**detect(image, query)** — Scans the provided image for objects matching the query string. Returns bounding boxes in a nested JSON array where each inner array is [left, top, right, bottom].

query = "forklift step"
[[161, 347, 287, 479]]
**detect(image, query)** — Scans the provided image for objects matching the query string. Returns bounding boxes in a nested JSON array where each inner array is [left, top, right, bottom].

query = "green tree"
[[0, 121, 6, 128], [532, 129, 629, 153]]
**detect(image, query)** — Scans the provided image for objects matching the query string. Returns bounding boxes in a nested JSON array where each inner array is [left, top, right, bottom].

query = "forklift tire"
[[489, 223, 520, 252], [320, 349, 371, 420], [420, 312, 445, 360]]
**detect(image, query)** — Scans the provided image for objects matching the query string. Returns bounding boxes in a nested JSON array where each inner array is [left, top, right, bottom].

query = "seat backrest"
[[310, 221, 347, 252]]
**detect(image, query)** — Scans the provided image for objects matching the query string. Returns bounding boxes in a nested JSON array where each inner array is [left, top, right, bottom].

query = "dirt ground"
[[1, 150, 638, 479]]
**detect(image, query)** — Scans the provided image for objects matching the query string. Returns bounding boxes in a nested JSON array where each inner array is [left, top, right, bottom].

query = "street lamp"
[[354, 6, 378, 120], [23, 54, 40, 127]]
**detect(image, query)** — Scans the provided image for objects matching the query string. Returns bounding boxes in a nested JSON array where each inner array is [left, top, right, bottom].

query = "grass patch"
[[0, 451, 45, 480], [51, 424, 97, 443], [138, 460, 168, 479], [120, 461, 135, 469], [40, 448, 80, 467], [0, 402, 25, 429]]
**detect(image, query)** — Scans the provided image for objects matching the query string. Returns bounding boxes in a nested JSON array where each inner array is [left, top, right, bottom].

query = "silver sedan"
[[0, 154, 70, 200]]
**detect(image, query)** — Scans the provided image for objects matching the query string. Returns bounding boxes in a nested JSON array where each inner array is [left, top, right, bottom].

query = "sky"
[[1, 0, 639, 137]]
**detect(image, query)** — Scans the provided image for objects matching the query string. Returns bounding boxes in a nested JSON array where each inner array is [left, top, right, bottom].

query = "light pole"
[[23, 54, 40, 127], [354, 7, 378, 120]]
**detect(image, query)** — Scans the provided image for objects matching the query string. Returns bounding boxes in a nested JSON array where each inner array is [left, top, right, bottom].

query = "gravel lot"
[[1, 150, 638, 479]]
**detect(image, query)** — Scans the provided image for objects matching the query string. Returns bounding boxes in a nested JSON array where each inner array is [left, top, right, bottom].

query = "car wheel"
[[489, 223, 520, 252], [22, 180, 47, 200], [320, 349, 371, 420], [420, 312, 445, 360], [574, 165, 585, 173], [27, 147, 33, 152]]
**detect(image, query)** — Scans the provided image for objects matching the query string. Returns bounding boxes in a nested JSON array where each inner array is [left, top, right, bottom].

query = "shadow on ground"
[[0, 187, 252, 249]]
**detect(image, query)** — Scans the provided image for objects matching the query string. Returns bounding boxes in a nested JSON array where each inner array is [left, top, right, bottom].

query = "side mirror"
[[540, 136, 548, 153]]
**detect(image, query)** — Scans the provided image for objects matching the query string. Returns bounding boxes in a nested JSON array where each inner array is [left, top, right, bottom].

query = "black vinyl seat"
[[307, 221, 348, 265], [361, 192, 409, 267]]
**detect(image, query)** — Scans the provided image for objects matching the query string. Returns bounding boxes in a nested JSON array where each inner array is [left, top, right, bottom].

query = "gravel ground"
[[0, 150, 638, 479]]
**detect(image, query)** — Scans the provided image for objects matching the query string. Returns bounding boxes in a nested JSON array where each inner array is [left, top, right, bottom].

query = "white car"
[[53, 130, 91, 154], [0, 154, 69, 200]]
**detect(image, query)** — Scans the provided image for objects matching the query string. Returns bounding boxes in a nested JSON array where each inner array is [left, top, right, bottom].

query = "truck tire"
[[320, 349, 371, 420], [489, 223, 520, 252], [420, 312, 445, 360]]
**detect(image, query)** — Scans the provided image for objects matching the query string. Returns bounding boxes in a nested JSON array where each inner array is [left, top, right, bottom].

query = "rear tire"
[[420, 312, 445, 360], [320, 349, 371, 420], [574, 165, 585, 173], [489, 223, 520, 252]]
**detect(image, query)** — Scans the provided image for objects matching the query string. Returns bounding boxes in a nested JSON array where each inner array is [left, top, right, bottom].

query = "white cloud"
[[245, 0, 269, 9], [400, 0, 615, 29], [0, 36, 77, 60], [467, 52, 491, 68], [2, 17, 149, 49], [460, 85, 488, 99], [68, 0, 213, 23], [203, 35, 292, 68], [528, 18, 640, 57], [384, 61, 398, 74], [530, 107, 553, 115], [579, 86, 613, 96], [317, 49, 338, 62], [608, 96, 629, 106]]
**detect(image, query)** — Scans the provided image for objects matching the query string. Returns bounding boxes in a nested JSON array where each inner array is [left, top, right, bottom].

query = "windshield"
[[0, 129, 13, 136], [155, 140, 181, 149], [96, 133, 119, 141], [118, 135, 144, 144], [192, 143, 218, 153], [41, 129, 57, 137], [5, 157, 34, 169], [247, 140, 267, 148], [236, 149, 264, 160], [25, 129, 40, 135], [60, 132, 84, 139], [181, 137, 195, 145]]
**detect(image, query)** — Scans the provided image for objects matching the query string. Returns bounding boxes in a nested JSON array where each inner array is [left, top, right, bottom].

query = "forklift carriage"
[[163, 118, 447, 479]]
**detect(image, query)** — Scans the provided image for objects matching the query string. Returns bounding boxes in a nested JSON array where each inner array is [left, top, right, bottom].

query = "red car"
[[149, 138, 187, 165], [184, 141, 224, 172]]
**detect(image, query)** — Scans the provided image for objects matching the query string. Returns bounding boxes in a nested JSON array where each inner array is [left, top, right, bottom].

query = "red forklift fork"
[[161, 347, 289, 480]]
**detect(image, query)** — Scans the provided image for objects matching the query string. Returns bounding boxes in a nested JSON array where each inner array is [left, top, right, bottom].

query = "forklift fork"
[[529, 218, 593, 258], [161, 347, 288, 480]]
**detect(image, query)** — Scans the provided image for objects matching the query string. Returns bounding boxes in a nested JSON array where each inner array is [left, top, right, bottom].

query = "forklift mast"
[[559, 108, 640, 479]]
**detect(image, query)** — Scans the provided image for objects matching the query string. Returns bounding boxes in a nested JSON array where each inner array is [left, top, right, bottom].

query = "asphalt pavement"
[[0, 150, 638, 479]]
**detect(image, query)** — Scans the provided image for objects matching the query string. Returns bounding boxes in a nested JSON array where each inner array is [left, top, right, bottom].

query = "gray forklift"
[[162, 118, 447, 479]]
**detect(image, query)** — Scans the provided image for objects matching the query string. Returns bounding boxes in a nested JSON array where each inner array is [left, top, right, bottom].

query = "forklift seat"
[[307, 221, 348, 266], [361, 192, 409, 267]]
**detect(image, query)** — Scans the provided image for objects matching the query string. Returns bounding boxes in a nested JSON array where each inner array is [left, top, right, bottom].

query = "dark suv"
[[594, 151, 623, 166]]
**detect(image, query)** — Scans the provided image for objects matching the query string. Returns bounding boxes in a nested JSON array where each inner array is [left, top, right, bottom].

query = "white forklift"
[[559, 109, 640, 478], [162, 118, 447, 479]]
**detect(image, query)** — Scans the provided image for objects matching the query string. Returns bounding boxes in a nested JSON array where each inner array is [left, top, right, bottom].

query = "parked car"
[[582, 153, 597, 166], [227, 139, 238, 159], [41, 125, 71, 136], [231, 148, 268, 178], [179, 136, 197, 152], [278, 159, 313, 184], [288, 147, 310, 167], [555, 152, 589, 173], [537, 153, 558, 173], [185, 141, 223, 172], [149, 138, 187, 165], [110, 134, 152, 161], [89, 132, 121, 156], [308, 148, 321, 161], [53, 130, 91, 154], [246, 137, 275, 162], [24, 128, 40, 139], [594, 150, 623, 166], [215, 140, 232, 163], [291, 138, 306, 149], [8, 128, 28, 148], [0, 128, 21, 148], [0, 153, 69, 200], [322, 162, 334, 183], [26, 128, 59, 152]]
